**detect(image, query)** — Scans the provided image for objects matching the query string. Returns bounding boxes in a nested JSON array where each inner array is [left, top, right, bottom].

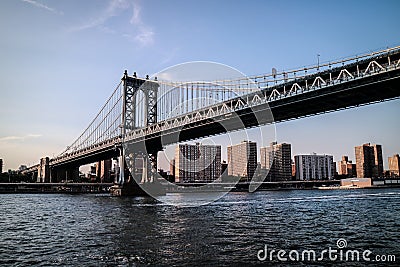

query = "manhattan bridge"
[[23, 46, 400, 196]]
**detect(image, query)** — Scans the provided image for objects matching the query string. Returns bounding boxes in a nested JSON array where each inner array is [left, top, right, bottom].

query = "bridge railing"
[[153, 46, 400, 120], [123, 46, 400, 142], [243, 45, 400, 89]]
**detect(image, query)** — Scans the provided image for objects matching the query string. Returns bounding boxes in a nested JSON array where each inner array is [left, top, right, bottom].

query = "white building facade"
[[295, 154, 334, 180]]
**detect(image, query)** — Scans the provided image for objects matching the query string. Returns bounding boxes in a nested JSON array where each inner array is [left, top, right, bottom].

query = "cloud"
[[26, 134, 42, 138], [123, 28, 154, 46], [130, 0, 141, 25], [68, 0, 154, 46], [0, 134, 42, 143], [69, 0, 130, 32], [21, 0, 63, 15], [129, 0, 154, 45], [135, 29, 154, 45]]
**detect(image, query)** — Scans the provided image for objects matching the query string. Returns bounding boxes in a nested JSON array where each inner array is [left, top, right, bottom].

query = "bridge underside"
[[50, 147, 119, 171], [269, 69, 400, 123]]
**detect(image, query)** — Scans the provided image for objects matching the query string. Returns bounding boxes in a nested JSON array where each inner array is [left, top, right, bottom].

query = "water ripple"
[[0, 189, 399, 266]]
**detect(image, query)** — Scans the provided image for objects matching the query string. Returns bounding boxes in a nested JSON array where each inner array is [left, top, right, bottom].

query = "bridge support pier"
[[110, 145, 165, 197], [37, 157, 50, 183], [110, 163, 152, 197], [110, 72, 165, 197]]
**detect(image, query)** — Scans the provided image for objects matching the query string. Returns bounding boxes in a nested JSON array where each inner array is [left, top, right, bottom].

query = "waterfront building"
[[227, 141, 257, 181], [337, 156, 357, 177], [355, 143, 383, 178], [388, 154, 400, 177], [170, 158, 176, 178], [294, 153, 335, 180], [175, 143, 221, 183], [260, 142, 292, 181], [95, 159, 112, 182]]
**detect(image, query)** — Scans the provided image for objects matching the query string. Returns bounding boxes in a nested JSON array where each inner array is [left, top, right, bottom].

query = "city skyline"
[[1, 0, 399, 170], [163, 140, 396, 181], [3, 138, 399, 182], [1, 132, 399, 179], [2, 134, 399, 174]]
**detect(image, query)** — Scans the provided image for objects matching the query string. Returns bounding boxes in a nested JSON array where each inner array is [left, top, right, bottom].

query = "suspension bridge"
[[23, 46, 400, 195]]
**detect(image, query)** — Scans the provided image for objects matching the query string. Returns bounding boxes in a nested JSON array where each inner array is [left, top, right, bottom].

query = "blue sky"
[[0, 0, 399, 171]]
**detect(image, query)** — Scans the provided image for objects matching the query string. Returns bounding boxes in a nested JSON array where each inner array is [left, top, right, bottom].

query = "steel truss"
[[50, 46, 400, 175]]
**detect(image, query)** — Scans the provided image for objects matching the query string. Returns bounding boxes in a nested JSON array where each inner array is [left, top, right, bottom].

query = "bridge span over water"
[[23, 46, 400, 195]]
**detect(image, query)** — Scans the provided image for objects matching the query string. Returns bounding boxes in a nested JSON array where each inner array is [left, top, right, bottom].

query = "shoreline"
[[1, 182, 399, 194]]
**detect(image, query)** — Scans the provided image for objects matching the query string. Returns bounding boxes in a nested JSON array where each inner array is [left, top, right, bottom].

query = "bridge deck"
[[25, 47, 400, 171]]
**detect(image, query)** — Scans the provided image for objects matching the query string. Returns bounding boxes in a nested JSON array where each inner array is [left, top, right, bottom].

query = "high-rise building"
[[372, 144, 383, 177], [0, 159, 3, 174], [227, 141, 257, 181], [96, 159, 112, 182], [295, 154, 334, 180], [337, 156, 357, 177], [355, 143, 383, 178], [260, 142, 292, 181], [94, 160, 113, 182], [388, 154, 400, 177], [175, 143, 221, 183]]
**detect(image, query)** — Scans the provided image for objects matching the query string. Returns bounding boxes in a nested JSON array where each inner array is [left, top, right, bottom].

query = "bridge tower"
[[112, 70, 164, 196], [122, 70, 158, 130]]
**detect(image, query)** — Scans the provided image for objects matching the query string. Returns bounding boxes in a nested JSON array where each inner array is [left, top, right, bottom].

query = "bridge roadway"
[[48, 48, 400, 169], [22, 47, 400, 180]]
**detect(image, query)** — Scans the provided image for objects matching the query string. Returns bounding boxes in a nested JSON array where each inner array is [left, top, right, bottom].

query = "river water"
[[1, 188, 399, 266]]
